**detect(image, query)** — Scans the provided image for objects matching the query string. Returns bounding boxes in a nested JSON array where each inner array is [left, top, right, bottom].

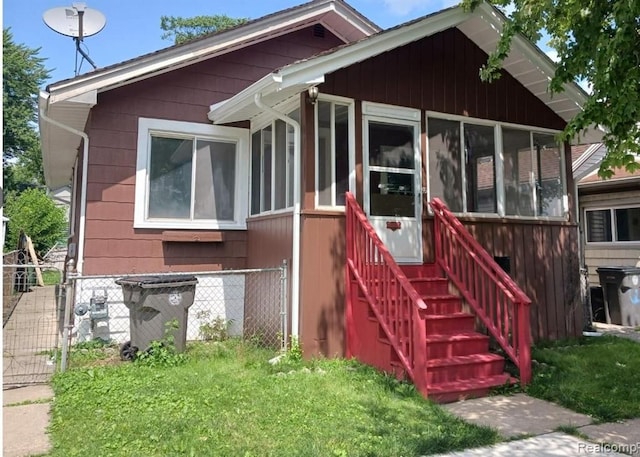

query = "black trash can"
[[596, 267, 640, 327], [115, 275, 198, 360]]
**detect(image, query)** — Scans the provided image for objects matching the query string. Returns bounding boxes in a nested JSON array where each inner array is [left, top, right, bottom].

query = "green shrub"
[[4, 188, 67, 255]]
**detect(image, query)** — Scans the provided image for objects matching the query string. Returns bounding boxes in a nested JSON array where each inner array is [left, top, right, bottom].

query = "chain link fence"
[[3, 255, 64, 387], [62, 262, 288, 369]]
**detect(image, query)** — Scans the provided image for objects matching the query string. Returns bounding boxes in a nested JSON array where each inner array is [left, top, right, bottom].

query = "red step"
[[410, 277, 449, 295], [400, 264, 440, 278], [428, 374, 515, 403], [425, 353, 505, 384], [426, 332, 490, 359], [421, 295, 463, 315], [425, 313, 475, 334]]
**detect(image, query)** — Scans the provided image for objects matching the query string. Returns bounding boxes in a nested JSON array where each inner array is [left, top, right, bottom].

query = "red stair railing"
[[345, 192, 429, 395], [430, 198, 532, 385]]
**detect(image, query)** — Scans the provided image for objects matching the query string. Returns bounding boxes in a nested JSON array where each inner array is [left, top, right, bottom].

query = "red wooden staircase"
[[345, 192, 531, 403]]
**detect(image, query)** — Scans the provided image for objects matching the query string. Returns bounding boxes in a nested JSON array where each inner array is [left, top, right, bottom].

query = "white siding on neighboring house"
[[580, 189, 640, 286]]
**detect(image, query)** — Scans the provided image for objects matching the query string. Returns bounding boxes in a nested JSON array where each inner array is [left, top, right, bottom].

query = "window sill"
[[133, 220, 246, 231]]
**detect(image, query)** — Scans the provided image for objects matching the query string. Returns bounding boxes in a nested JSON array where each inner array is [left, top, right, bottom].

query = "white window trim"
[[134, 117, 249, 230], [584, 205, 640, 245], [315, 94, 356, 210], [249, 103, 299, 217], [425, 111, 568, 220]]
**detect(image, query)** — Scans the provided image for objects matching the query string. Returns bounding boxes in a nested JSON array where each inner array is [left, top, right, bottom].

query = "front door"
[[363, 103, 422, 263]]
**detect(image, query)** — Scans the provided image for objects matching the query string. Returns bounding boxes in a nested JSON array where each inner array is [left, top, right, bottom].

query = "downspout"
[[40, 93, 89, 276], [254, 93, 302, 340]]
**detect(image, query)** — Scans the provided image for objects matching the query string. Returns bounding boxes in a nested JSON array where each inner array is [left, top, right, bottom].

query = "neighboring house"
[[39, 0, 602, 400], [574, 145, 640, 287]]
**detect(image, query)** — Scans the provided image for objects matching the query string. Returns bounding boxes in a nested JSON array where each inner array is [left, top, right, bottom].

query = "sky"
[[3, 0, 462, 87]]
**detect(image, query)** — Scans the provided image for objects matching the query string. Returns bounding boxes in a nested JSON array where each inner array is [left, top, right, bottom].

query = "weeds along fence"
[[62, 262, 288, 369]]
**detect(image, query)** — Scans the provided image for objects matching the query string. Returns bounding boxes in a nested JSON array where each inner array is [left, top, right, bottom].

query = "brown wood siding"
[[299, 214, 346, 357], [246, 214, 294, 269], [245, 213, 294, 343], [443, 217, 582, 341], [321, 28, 566, 131], [82, 26, 344, 275]]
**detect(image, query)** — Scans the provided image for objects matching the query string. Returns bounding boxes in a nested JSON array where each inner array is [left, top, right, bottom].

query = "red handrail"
[[430, 198, 532, 385], [345, 192, 429, 395]]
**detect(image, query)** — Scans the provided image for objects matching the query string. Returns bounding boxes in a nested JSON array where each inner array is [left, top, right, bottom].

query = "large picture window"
[[586, 207, 640, 243], [316, 97, 354, 208], [250, 108, 299, 216], [135, 118, 249, 229], [428, 114, 566, 218]]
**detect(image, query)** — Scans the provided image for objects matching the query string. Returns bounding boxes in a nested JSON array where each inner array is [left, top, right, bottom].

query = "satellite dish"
[[42, 3, 106, 75], [43, 4, 106, 38]]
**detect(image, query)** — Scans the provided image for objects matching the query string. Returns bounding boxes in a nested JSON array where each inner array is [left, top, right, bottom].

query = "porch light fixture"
[[307, 86, 319, 104]]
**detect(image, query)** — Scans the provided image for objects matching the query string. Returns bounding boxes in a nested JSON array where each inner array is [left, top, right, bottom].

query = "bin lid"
[[115, 275, 198, 288], [596, 266, 640, 275]]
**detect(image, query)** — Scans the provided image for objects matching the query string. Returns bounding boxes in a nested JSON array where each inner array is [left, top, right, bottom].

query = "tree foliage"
[[3, 28, 50, 189], [462, 0, 640, 177], [4, 188, 67, 256], [160, 15, 249, 45], [3, 29, 50, 164]]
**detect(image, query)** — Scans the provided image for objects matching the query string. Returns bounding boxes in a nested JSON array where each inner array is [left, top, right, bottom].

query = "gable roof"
[[46, 0, 379, 103], [39, 0, 379, 189], [209, 1, 602, 147]]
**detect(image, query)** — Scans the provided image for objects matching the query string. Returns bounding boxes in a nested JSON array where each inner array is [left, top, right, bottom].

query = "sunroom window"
[[134, 118, 249, 230], [316, 98, 354, 207], [427, 115, 566, 218], [250, 108, 299, 216]]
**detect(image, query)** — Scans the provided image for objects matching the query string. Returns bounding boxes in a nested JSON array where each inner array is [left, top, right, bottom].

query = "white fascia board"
[[474, 2, 588, 109], [332, 1, 381, 35], [46, 2, 358, 104], [276, 7, 470, 89], [579, 175, 640, 189]]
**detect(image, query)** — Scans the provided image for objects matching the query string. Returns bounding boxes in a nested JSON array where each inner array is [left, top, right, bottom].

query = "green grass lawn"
[[49, 340, 498, 457], [526, 335, 640, 422]]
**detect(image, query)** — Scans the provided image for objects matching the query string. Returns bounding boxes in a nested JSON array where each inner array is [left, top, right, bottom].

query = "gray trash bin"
[[596, 267, 640, 327], [115, 275, 198, 360]]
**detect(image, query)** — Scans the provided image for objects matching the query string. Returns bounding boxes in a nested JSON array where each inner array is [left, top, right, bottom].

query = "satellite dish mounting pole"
[[72, 3, 97, 71]]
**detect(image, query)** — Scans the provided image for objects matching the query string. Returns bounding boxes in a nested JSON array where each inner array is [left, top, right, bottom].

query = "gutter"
[[39, 92, 89, 275], [254, 92, 302, 341]]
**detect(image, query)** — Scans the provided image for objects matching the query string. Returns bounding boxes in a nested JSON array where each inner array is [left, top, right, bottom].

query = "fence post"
[[60, 259, 76, 372], [280, 259, 288, 352]]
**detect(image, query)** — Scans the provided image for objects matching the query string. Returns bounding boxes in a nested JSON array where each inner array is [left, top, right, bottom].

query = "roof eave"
[[39, 91, 96, 189]]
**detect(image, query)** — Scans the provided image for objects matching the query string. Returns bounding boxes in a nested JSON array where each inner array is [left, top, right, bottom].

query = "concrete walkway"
[[441, 394, 640, 456], [3, 385, 54, 457], [3, 286, 59, 386]]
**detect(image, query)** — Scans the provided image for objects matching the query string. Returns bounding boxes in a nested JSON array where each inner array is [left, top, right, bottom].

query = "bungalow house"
[[39, 0, 601, 401]]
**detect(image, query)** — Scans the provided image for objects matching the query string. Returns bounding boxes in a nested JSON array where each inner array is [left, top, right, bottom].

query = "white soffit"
[[40, 93, 95, 189], [456, 5, 586, 124]]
